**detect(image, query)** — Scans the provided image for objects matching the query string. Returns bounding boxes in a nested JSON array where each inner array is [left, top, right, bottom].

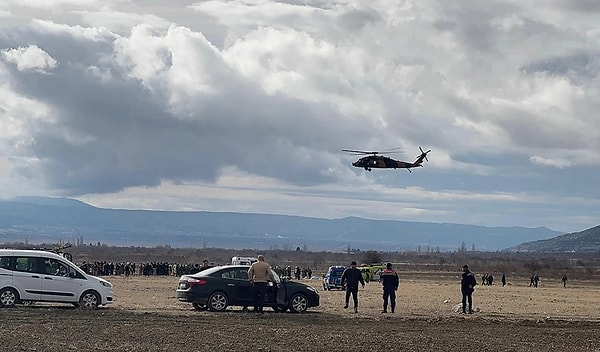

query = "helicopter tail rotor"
[[418, 146, 431, 162]]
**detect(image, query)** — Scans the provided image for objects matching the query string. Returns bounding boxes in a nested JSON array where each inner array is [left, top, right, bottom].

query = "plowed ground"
[[2, 272, 600, 352]]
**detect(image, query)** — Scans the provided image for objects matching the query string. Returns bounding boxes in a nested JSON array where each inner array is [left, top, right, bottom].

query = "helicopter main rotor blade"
[[381, 146, 405, 154], [342, 149, 378, 155]]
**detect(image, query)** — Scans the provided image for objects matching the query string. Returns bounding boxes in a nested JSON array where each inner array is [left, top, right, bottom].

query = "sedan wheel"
[[289, 294, 308, 313], [79, 291, 100, 309], [0, 288, 19, 307], [207, 292, 228, 312]]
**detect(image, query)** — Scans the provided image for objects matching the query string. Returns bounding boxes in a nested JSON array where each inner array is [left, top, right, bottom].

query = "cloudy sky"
[[1, 0, 599, 234]]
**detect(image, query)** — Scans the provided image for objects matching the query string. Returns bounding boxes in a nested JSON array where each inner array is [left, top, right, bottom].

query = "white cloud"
[[0, 0, 599, 234], [530, 156, 572, 168], [1, 45, 58, 73], [29, 19, 117, 41]]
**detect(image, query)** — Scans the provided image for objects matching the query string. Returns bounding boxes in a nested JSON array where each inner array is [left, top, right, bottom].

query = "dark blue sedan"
[[176, 265, 319, 313]]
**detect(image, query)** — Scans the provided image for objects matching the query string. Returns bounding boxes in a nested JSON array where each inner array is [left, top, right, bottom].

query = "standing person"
[[341, 261, 365, 313], [530, 273, 535, 287], [379, 262, 399, 313], [561, 273, 568, 288], [248, 254, 274, 314], [200, 259, 211, 271], [501, 272, 506, 287], [460, 264, 477, 314]]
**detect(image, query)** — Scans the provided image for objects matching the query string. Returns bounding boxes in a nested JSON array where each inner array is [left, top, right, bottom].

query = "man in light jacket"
[[248, 254, 275, 314]]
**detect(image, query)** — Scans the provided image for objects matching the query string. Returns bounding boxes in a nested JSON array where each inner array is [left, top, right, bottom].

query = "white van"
[[230, 256, 258, 266], [0, 249, 113, 309]]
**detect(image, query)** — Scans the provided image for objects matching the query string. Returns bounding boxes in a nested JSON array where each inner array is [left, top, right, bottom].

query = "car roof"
[[189, 264, 249, 275], [0, 249, 64, 258]]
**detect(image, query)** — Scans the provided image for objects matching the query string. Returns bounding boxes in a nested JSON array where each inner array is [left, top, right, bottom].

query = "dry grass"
[[110, 271, 600, 321], [3, 271, 600, 352]]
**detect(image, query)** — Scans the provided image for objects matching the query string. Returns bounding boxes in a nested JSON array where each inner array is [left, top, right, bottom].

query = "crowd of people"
[[77, 259, 314, 279], [79, 260, 217, 277]]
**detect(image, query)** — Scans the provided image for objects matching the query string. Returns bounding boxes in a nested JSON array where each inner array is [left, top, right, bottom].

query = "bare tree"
[[363, 251, 382, 264]]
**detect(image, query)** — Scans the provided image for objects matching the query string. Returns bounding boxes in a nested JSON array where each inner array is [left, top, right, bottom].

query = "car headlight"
[[100, 280, 112, 288], [306, 286, 317, 293]]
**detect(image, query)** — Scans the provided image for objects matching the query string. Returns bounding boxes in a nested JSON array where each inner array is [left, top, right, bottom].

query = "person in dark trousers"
[[501, 272, 506, 287], [561, 274, 568, 288], [341, 261, 365, 313], [461, 264, 477, 314], [248, 254, 274, 314], [379, 262, 399, 313]]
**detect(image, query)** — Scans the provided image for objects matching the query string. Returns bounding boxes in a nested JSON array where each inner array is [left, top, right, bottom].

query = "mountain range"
[[509, 225, 600, 252], [0, 196, 576, 251]]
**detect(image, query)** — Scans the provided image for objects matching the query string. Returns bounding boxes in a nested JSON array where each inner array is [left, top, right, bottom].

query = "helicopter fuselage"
[[352, 155, 420, 171]]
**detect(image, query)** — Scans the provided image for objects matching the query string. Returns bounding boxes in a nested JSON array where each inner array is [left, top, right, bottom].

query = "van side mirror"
[[68, 272, 76, 278]]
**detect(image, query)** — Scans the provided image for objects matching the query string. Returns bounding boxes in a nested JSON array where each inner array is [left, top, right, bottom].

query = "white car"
[[0, 249, 113, 309]]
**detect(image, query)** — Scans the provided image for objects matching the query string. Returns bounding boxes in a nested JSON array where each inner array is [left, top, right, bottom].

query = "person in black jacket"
[[341, 261, 365, 313], [461, 264, 477, 314], [379, 262, 399, 313]]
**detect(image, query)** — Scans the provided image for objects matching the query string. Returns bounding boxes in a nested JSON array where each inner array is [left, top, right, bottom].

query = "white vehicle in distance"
[[0, 249, 113, 309], [230, 256, 258, 265]]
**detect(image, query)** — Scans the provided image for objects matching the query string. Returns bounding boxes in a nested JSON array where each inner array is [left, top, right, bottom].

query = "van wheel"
[[289, 294, 308, 313], [0, 288, 19, 307], [79, 291, 100, 309]]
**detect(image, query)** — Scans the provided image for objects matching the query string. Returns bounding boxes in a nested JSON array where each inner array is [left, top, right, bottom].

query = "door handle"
[[227, 283, 235, 286], [44, 277, 53, 280], [31, 275, 40, 278]]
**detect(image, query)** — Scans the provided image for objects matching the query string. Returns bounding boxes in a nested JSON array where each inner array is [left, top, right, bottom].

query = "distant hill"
[[509, 225, 600, 253], [0, 196, 563, 251]]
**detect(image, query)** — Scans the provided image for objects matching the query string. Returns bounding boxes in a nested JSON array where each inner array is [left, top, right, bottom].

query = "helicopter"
[[342, 146, 431, 172]]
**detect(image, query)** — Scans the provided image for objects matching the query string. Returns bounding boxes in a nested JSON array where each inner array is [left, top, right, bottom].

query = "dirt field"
[[2, 272, 600, 351]]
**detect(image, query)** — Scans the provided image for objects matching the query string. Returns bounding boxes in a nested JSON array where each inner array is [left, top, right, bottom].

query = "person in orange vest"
[[379, 262, 399, 313]]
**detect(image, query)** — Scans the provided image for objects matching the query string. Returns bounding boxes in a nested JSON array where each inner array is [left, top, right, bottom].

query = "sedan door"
[[217, 268, 253, 307]]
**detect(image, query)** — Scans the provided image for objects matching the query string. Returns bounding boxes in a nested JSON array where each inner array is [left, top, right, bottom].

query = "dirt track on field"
[[2, 272, 600, 352]]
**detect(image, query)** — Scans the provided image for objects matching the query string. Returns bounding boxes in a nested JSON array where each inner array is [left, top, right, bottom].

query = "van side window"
[[0, 256, 11, 270], [14, 257, 38, 273], [44, 258, 72, 276]]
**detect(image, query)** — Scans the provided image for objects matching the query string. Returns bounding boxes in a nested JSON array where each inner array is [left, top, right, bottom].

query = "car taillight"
[[187, 278, 207, 285]]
